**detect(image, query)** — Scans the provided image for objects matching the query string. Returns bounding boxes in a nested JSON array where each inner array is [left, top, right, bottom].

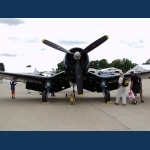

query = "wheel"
[[42, 91, 48, 102], [74, 94, 75, 97], [103, 90, 110, 103], [66, 93, 67, 97], [70, 98, 74, 105], [73, 89, 75, 93]]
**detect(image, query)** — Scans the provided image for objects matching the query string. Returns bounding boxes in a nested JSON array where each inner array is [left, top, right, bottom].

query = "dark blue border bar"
[[0, 131, 150, 150], [1, 0, 150, 17]]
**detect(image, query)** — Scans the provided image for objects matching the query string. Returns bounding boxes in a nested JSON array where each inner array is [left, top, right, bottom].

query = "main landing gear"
[[42, 90, 49, 102], [101, 80, 110, 103], [103, 90, 110, 103], [41, 80, 51, 102]]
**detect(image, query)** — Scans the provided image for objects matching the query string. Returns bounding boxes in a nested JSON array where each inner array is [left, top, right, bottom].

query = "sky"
[[0, 18, 150, 73]]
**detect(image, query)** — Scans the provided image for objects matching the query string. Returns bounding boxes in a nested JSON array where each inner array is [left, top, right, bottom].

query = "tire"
[[104, 90, 110, 103], [42, 91, 48, 102]]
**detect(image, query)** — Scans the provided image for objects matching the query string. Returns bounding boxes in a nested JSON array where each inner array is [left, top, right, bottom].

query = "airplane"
[[31, 68, 56, 77], [41, 68, 56, 77], [0, 35, 150, 105], [88, 67, 122, 75]]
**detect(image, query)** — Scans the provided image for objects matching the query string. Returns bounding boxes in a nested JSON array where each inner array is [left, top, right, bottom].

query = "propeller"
[[81, 35, 109, 55], [42, 35, 109, 96], [42, 39, 73, 55]]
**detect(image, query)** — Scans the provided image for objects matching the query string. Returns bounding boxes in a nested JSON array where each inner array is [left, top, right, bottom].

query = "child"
[[10, 80, 17, 98]]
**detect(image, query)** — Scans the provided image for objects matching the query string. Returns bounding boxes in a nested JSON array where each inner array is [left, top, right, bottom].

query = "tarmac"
[[0, 79, 150, 131]]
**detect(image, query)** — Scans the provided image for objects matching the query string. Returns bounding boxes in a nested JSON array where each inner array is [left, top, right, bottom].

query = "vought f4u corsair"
[[0, 35, 150, 104]]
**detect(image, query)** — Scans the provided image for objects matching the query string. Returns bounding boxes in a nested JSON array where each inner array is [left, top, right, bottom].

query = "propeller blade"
[[81, 35, 109, 55], [42, 39, 73, 55], [75, 60, 83, 96]]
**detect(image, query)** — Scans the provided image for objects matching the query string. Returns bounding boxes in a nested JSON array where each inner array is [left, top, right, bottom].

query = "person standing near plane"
[[135, 73, 144, 103], [114, 72, 126, 106], [130, 71, 140, 105], [10, 80, 17, 99]]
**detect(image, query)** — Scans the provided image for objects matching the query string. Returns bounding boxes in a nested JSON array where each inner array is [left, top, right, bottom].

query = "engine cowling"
[[63, 48, 89, 74]]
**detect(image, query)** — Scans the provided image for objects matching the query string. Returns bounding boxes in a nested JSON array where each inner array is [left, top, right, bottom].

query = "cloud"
[[120, 40, 144, 48], [23, 38, 40, 43], [136, 45, 144, 48], [0, 53, 17, 57], [0, 18, 25, 26], [7, 37, 40, 43], [138, 39, 144, 43], [21, 53, 25, 56], [58, 40, 87, 46], [39, 48, 46, 51], [7, 37, 20, 42], [127, 57, 137, 60]]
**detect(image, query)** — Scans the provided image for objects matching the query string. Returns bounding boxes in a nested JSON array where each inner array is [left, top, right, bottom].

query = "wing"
[[124, 71, 150, 80], [83, 71, 150, 92], [0, 71, 65, 83], [83, 72, 120, 92], [0, 71, 71, 92]]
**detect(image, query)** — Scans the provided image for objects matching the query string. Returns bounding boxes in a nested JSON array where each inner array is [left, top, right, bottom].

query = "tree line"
[[89, 58, 137, 73], [56, 58, 138, 73], [1, 57, 149, 73]]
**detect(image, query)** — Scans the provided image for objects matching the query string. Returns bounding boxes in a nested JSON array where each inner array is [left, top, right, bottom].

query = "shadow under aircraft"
[[0, 35, 150, 104]]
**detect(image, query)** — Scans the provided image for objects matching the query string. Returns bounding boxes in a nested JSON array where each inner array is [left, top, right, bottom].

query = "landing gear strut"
[[103, 90, 110, 103], [66, 85, 75, 98], [42, 80, 51, 102], [42, 90, 49, 102], [100, 80, 110, 103], [73, 85, 75, 93], [66, 93, 75, 98]]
